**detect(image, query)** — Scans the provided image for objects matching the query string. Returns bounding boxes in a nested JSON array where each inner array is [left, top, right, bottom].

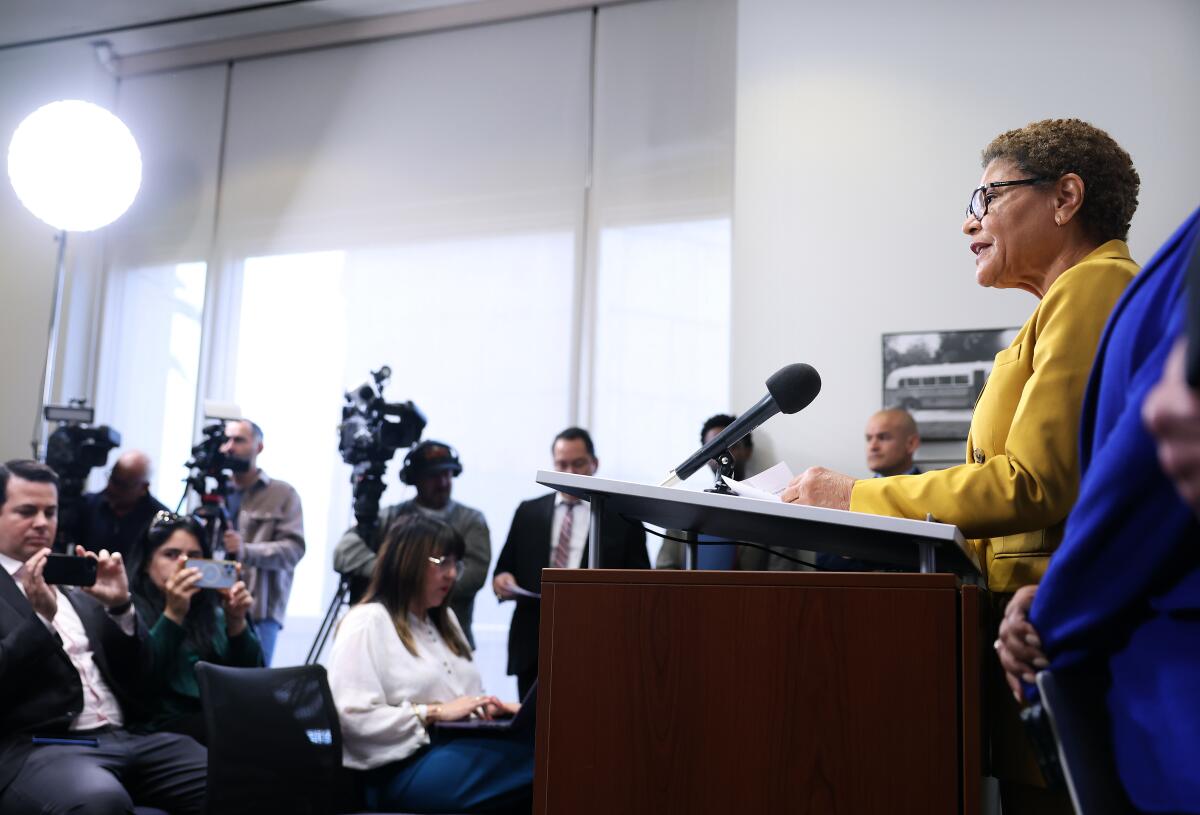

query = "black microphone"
[[659, 363, 822, 487]]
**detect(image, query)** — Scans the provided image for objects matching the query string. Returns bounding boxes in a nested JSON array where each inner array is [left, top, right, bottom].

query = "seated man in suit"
[[0, 459, 206, 815], [492, 428, 649, 697]]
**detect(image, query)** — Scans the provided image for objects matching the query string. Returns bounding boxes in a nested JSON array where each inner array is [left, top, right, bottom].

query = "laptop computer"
[[432, 680, 537, 737]]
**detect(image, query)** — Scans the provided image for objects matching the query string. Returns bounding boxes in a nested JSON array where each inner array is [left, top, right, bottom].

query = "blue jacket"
[[1031, 208, 1200, 812]]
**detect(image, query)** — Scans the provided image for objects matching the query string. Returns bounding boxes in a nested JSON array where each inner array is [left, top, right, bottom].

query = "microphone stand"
[[705, 451, 736, 495]]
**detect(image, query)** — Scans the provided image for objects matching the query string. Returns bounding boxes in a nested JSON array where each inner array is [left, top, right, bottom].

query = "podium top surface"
[[536, 470, 982, 579]]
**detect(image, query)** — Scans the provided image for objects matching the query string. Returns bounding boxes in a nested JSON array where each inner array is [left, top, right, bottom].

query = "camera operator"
[[73, 450, 169, 560], [334, 440, 490, 649], [218, 419, 304, 665]]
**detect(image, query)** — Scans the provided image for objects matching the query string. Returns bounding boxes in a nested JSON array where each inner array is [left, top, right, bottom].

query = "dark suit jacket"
[[494, 493, 649, 677], [0, 568, 143, 793]]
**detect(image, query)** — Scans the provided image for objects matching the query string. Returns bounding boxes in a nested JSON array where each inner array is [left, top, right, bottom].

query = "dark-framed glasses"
[[967, 177, 1045, 221]]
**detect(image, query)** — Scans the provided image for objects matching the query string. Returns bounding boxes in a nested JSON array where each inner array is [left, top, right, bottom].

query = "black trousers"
[[0, 729, 207, 815], [516, 668, 537, 701]]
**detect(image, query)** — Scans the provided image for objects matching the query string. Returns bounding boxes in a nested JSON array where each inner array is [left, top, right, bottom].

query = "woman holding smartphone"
[[128, 511, 263, 742]]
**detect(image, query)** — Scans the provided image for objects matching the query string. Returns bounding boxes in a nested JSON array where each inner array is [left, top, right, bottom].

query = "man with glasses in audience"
[[219, 418, 305, 665], [0, 459, 207, 814], [334, 440, 491, 649], [73, 450, 169, 559], [493, 427, 650, 698]]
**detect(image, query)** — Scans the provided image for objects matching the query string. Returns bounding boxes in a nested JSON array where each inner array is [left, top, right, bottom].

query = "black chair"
[[196, 662, 358, 815], [1035, 669, 1134, 815]]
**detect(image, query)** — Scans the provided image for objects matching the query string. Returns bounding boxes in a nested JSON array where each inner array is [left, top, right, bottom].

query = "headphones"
[[398, 440, 463, 485]]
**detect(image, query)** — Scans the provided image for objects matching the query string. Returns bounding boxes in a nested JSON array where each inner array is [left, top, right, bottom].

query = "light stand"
[[7, 99, 142, 459], [32, 230, 69, 457]]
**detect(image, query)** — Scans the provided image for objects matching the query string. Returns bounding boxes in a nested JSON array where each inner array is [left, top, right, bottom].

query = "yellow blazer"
[[851, 241, 1138, 593]]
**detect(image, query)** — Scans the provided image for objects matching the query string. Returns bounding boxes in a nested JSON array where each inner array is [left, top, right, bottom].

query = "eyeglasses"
[[427, 555, 461, 578], [966, 178, 1045, 221]]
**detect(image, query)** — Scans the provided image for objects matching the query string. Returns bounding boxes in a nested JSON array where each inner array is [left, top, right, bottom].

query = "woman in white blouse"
[[329, 514, 532, 812]]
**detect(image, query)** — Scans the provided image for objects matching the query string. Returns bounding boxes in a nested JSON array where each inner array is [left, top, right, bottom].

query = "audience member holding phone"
[[128, 511, 263, 743], [329, 514, 532, 814]]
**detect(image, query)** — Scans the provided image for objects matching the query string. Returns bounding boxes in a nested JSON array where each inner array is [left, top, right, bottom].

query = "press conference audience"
[[0, 459, 207, 815], [782, 118, 1141, 813], [334, 439, 491, 648], [329, 514, 531, 813], [494, 427, 649, 698], [996, 208, 1200, 813], [219, 418, 304, 664], [128, 511, 263, 744], [73, 450, 169, 559]]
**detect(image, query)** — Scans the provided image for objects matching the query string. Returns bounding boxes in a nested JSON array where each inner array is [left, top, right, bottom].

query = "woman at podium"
[[782, 117, 1142, 814]]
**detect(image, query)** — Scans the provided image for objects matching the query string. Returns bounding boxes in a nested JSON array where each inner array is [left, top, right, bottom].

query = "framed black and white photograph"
[[882, 328, 1020, 441]]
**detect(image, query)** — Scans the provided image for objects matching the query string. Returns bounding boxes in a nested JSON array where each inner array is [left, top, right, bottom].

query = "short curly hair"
[[982, 118, 1140, 242]]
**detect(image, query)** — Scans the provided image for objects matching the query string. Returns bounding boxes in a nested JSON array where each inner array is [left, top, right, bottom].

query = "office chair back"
[[1035, 669, 1134, 815], [197, 662, 346, 815]]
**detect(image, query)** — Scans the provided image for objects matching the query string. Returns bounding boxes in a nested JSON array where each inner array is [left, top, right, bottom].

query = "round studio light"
[[7, 99, 142, 232]]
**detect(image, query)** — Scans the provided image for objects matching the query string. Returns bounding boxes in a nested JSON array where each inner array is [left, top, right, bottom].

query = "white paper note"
[[721, 461, 795, 502]]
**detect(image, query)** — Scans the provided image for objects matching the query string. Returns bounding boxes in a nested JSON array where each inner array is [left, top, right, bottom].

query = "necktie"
[[553, 502, 575, 569]]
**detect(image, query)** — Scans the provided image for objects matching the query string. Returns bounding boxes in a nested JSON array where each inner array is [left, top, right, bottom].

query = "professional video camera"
[[337, 365, 426, 544], [42, 402, 121, 551], [183, 415, 250, 558], [308, 367, 426, 665]]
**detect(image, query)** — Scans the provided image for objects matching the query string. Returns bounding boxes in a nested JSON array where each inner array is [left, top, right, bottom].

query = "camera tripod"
[[305, 572, 368, 665], [193, 493, 233, 559]]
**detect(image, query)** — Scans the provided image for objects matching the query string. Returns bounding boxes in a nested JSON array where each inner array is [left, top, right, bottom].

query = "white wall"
[[733, 0, 1200, 478], [0, 41, 115, 458]]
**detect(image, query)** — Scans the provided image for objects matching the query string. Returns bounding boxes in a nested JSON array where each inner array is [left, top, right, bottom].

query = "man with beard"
[[219, 419, 305, 664]]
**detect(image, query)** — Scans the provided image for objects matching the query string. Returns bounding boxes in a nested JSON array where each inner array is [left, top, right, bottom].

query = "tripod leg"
[[305, 578, 351, 665]]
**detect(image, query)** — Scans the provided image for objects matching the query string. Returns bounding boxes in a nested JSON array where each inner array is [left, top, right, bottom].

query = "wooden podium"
[[532, 473, 984, 815]]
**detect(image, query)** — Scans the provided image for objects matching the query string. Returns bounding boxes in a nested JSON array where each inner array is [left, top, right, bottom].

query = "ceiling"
[[0, 0, 467, 53]]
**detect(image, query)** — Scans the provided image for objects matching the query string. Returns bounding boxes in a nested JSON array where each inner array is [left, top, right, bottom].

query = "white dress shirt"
[[328, 601, 483, 770], [549, 496, 590, 569], [0, 551, 134, 730]]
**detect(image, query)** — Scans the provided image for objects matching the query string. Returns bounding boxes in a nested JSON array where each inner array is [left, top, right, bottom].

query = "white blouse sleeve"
[[328, 607, 429, 770]]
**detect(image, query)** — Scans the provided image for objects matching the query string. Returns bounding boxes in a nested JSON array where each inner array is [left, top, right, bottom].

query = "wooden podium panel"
[[534, 570, 981, 815]]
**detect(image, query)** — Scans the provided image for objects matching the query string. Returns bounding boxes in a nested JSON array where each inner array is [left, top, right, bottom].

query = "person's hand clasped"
[[780, 467, 854, 510], [996, 584, 1048, 703], [163, 557, 202, 625], [493, 571, 518, 601], [79, 546, 131, 610], [221, 579, 253, 636], [429, 694, 505, 722]]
